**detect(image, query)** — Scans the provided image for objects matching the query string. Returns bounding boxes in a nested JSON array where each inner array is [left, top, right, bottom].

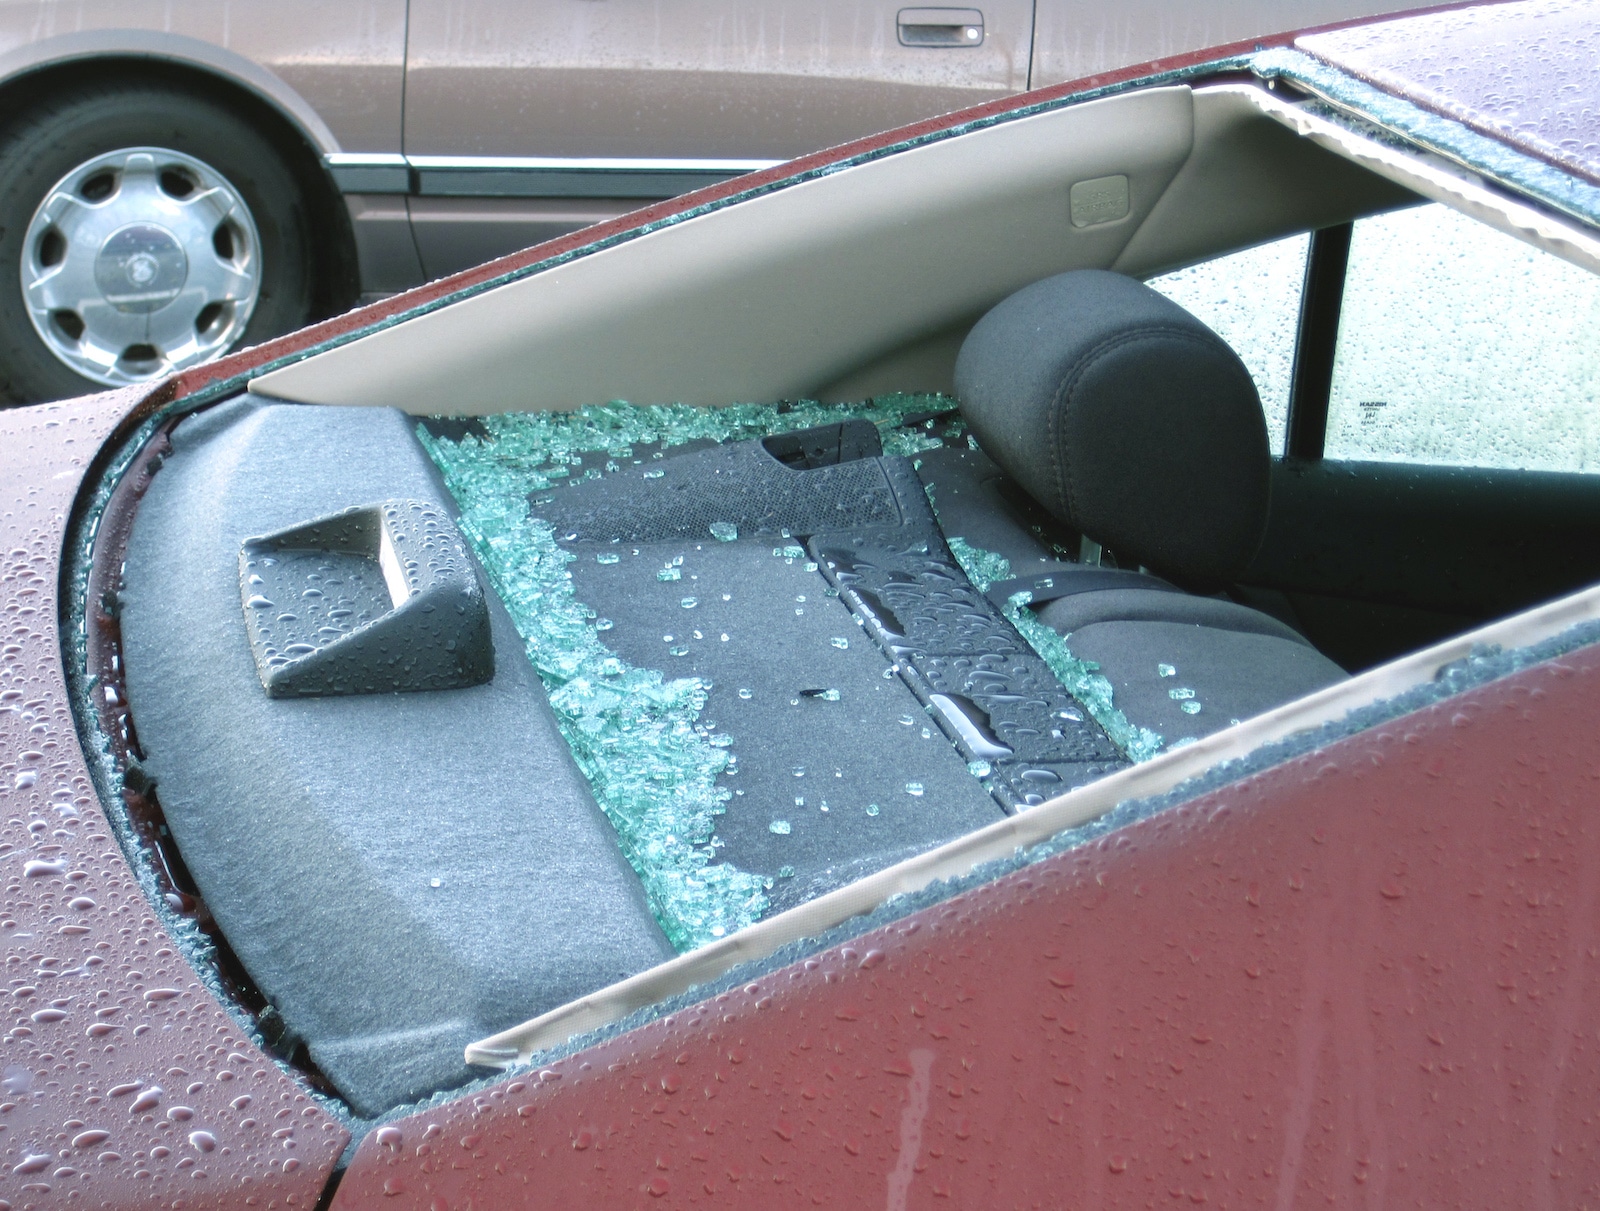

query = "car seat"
[[947, 269, 1347, 742]]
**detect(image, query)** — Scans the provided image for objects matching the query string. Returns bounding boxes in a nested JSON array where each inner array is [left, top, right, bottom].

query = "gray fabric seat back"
[[953, 269, 1271, 592], [951, 270, 1346, 746]]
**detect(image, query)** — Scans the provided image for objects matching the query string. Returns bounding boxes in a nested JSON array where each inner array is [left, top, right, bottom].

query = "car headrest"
[[953, 269, 1270, 592]]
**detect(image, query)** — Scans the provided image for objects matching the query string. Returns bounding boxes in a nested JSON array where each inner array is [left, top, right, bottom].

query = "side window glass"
[[1325, 203, 1600, 471], [1147, 232, 1310, 455]]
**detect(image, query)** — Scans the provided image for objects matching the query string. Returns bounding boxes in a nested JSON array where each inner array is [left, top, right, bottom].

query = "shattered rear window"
[[420, 398, 1159, 950]]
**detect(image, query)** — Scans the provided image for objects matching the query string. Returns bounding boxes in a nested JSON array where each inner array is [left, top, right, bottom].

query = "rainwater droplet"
[[643, 469, 665, 479], [967, 759, 992, 777], [1169, 687, 1196, 700], [1157, 663, 1176, 677], [188, 1130, 216, 1153], [596, 552, 620, 565], [1180, 701, 1202, 715], [905, 782, 924, 796], [777, 865, 795, 878], [246, 595, 274, 609], [710, 522, 738, 541], [669, 645, 689, 656], [769, 820, 792, 835], [680, 597, 698, 609], [830, 637, 849, 649], [429, 878, 442, 888], [738, 688, 752, 699], [792, 765, 805, 777], [866, 803, 880, 816], [657, 567, 681, 582], [898, 714, 914, 726]]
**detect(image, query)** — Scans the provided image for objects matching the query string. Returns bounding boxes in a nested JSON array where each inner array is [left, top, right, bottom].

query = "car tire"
[[0, 80, 317, 404]]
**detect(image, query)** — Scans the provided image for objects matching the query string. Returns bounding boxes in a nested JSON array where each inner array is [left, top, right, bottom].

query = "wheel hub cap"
[[95, 223, 189, 312], [21, 147, 262, 387]]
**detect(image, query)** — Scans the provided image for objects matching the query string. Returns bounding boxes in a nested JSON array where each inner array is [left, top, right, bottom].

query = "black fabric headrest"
[[954, 269, 1270, 592]]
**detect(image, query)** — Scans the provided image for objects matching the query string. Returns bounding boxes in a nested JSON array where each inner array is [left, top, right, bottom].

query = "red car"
[[5, 1, 1600, 1207]]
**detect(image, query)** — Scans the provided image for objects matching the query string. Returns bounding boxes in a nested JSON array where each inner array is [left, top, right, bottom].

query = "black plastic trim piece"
[[1284, 222, 1353, 461], [412, 166, 736, 199]]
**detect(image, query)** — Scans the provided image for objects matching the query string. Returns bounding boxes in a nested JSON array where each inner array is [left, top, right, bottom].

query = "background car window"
[[1147, 233, 1310, 455], [1325, 204, 1600, 471]]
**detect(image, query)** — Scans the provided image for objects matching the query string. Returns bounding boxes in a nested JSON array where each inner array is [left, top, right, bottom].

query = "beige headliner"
[[250, 82, 1414, 414]]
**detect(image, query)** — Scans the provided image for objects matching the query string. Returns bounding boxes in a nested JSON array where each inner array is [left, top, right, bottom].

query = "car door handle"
[[897, 7, 984, 47]]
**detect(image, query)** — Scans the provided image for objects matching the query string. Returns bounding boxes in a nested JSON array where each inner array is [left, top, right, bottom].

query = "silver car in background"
[[0, 0, 1419, 400]]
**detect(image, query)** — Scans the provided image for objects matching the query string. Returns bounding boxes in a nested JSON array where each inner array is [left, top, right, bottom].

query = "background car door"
[[401, 0, 1033, 278], [1031, 0, 1427, 87]]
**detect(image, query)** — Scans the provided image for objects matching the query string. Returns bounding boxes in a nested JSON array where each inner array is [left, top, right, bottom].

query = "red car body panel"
[[0, 390, 349, 1209], [1299, 1, 1600, 184], [328, 649, 1600, 1209], [4, 2, 1599, 1206]]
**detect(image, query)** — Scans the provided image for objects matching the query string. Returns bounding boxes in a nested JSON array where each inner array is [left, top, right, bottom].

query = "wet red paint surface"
[[0, 390, 347, 1209], [335, 645, 1600, 1208], [3, 6, 1592, 1206], [1299, 0, 1600, 185]]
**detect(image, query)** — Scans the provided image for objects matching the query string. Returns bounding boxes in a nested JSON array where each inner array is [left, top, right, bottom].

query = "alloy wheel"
[[21, 146, 262, 387]]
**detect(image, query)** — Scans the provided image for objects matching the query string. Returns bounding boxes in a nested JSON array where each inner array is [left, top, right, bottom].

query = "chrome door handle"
[[897, 7, 984, 47]]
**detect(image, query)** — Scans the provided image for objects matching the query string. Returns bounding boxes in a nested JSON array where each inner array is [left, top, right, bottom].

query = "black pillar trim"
[[1285, 222, 1354, 460]]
